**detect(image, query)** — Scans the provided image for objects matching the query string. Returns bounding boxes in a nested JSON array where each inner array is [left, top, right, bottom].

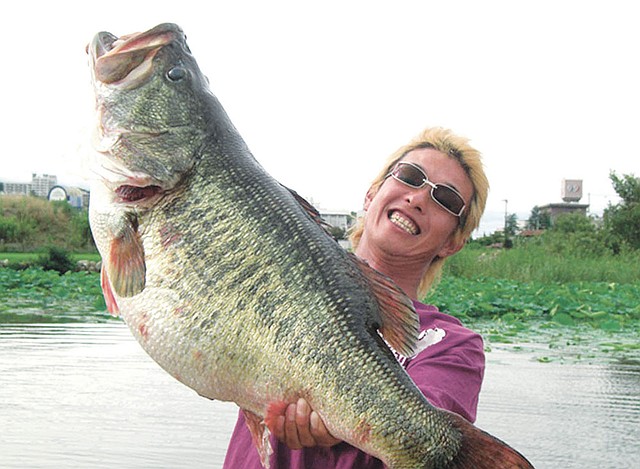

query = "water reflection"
[[476, 348, 640, 468], [1, 324, 638, 468], [0, 324, 236, 469]]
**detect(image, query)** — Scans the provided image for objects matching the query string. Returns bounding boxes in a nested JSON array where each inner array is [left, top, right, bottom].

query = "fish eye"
[[167, 66, 187, 82]]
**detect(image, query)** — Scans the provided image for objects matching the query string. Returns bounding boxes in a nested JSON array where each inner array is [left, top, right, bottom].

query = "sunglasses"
[[387, 161, 466, 217]]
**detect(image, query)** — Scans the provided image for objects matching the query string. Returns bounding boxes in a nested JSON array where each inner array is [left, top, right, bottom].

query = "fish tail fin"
[[242, 409, 273, 469], [443, 413, 535, 469]]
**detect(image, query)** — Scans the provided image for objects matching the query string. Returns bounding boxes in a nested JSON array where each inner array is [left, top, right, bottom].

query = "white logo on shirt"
[[383, 327, 446, 367], [415, 327, 446, 353]]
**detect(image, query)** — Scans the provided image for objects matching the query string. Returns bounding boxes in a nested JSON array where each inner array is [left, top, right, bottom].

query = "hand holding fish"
[[267, 398, 341, 449]]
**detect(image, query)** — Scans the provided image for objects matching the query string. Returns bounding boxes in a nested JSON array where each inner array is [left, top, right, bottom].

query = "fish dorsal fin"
[[350, 253, 419, 357], [107, 212, 146, 297], [282, 184, 333, 235]]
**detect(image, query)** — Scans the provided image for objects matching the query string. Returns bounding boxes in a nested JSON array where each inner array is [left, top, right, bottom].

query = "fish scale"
[[87, 22, 534, 468]]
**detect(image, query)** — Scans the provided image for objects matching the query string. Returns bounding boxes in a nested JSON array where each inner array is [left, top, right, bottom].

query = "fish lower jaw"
[[389, 211, 419, 235]]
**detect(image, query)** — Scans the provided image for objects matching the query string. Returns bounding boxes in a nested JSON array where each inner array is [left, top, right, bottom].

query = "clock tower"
[[561, 179, 583, 202]]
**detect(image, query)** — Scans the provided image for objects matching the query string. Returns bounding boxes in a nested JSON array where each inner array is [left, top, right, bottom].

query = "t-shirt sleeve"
[[405, 323, 485, 423]]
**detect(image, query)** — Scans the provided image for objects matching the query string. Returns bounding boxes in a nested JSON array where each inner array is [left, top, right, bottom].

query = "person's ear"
[[437, 236, 466, 260], [363, 186, 377, 211]]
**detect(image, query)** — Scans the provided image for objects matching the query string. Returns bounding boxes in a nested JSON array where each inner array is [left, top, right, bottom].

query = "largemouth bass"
[[87, 23, 533, 469]]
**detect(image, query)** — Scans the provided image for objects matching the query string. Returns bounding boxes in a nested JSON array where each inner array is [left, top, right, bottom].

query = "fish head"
[[87, 23, 220, 301], [87, 23, 214, 207]]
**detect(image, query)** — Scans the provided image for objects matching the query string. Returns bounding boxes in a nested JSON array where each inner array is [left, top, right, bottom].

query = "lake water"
[[1, 323, 638, 469]]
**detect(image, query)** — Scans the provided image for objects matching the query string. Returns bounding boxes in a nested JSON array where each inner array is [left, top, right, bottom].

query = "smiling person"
[[224, 127, 489, 468]]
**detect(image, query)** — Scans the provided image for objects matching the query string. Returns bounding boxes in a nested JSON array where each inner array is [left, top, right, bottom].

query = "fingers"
[[282, 402, 303, 449], [267, 398, 342, 450], [294, 399, 317, 447], [309, 410, 342, 447], [270, 414, 287, 446]]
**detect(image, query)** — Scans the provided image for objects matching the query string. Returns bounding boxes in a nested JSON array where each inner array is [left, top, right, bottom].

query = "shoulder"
[[410, 300, 484, 358]]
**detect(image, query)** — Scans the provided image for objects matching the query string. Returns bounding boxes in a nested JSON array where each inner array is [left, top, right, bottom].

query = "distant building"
[[320, 210, 355, 232], [561, 178, 583, 202], [31, 174, 58, 198], [538, 202, 590, 222], [48, 185, 90, 209], [0, 173, 57, 197], [2, 182, 31, 196], [1, 174, 89, 209], [318, 209, 356, 250], [538, 178, 590, 223]]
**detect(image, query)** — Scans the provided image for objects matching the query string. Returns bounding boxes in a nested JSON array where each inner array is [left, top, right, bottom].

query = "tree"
[[500, 213, 518, 248], [505, 213, 518, 236], [603, 171, 640, 251], [526, 206, 551, 230], [551, 212, 595, 234], [328, 226, 346, 241], [609, 172, 640, 204], [539, 212, 610, 257]]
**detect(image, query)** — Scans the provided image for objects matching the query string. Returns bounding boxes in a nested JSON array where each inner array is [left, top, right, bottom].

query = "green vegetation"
[[603, 171, 640, 251], [0, 251, 102, 264], [0, 173, 638, 362], [0, 268, 109, 323], [0, 195, 95, 252], [427, 275, 638, 330], [425, 236, 640, 363], [425, 173, 640, 363], [444, 241, 640, 285], [36, 246, 78, 274]]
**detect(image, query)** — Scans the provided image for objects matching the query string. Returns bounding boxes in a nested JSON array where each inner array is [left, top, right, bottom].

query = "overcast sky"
[[2, 0, 637, 235]]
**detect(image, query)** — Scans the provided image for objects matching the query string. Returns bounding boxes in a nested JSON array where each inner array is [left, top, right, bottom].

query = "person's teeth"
[[390, 211, 418, 235]]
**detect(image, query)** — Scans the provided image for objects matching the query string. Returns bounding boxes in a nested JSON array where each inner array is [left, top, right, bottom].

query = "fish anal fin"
[[100, 265, 120, 316], [107, 215, 146, 297], [350, 253, 419, 357], [242, 409, 273, 469], [447, 411, 535, 469]]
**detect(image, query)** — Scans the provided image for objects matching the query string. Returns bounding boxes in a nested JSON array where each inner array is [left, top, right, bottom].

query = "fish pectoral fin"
[[107, 215, 146, 297], [350, 253, 419, 357], [100, 264, 120, 316], [242, 409, 273, 469]]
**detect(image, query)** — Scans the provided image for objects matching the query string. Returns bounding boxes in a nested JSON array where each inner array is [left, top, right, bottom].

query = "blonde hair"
[[349, 127, 489, 298]]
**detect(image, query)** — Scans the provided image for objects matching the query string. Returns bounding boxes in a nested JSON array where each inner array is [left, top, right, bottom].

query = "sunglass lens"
[[394, 165, 425, 187], [433, 185, 464, 215]]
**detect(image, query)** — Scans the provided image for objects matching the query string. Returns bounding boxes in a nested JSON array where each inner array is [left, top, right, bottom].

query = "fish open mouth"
[[115, 184, 163, 203], [89, 23, 181, 85], [92, 156, 167, 205]]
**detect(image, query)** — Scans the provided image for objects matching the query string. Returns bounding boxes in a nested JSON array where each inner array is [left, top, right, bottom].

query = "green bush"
[[36, 246, 77, 274], [0, 195, 96, 252]]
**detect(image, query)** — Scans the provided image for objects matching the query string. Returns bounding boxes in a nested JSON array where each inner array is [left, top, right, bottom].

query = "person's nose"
[[405, 187, 430, 214]]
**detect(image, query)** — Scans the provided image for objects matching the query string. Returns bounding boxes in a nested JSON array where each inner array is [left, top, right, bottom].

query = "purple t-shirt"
[[223, 301, 485, 469]]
